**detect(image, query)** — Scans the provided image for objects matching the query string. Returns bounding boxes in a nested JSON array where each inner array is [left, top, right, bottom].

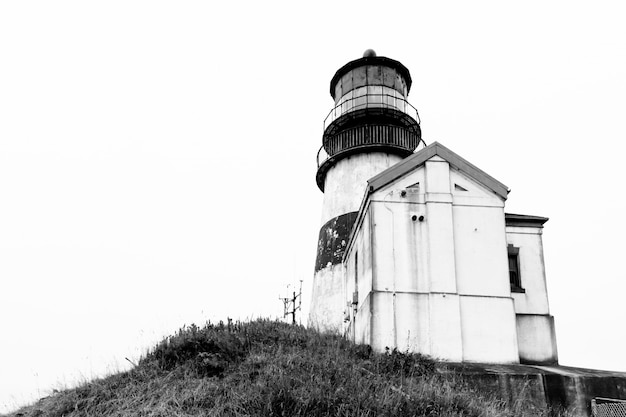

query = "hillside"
[[5, 319, 567, 417]]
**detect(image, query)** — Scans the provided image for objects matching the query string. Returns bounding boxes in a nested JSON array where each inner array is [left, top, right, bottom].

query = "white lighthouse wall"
[[346, 155, 521, 363], [309, 263, 345, 333], [321, 152, 403, 224], [312, 152, 403, 333]]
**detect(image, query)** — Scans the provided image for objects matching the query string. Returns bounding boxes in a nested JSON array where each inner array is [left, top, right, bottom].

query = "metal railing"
[[323, 92, 420, 132], [316, 124, 423, 168], [317, 146, 329, 167], [592, 397, 626, 417]]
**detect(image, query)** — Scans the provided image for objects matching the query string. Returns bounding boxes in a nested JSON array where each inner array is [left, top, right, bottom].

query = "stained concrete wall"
[[320, 152, 403, 224], [459, 296, 518, 363], [438, 362, 626, 417], [506, 225, 550, 314], [517, 314, 558, 364], [345, 155, 524, 363], [506, 223, 558, 364], [308, 263, 345, 333], [311, 152, 402, 333], [344, 209, 373, 341]]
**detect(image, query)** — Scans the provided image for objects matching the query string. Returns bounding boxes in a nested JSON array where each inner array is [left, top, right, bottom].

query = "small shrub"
[[375, 347, 436, 377]]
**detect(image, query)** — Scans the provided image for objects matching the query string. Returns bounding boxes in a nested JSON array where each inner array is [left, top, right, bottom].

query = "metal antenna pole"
[[280, 281, 303, 325]]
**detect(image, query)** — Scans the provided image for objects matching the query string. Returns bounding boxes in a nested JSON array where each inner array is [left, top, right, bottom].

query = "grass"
[[5, 319, 569, 416]]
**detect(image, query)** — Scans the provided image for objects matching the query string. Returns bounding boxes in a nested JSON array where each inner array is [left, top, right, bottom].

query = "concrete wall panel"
[[354, 294, 372, 345], [371, 291, 396, 352], [395, 292, 430, 353], [428, 293, 463, 361], [426, 201, 457, 293], [370, 200, 424, 293], [460, 296, 519, 363], [453, 206, 510, 296], [366, 292, 432, 354], [516, 314, 558, 364], [507, 226, 550, 314], [309, 263, 345, 333]]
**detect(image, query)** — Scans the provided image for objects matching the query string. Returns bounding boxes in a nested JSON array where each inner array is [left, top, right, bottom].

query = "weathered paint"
[[330, 56, 412, 101], [368, 141, 509, 200], [343, 146, 557, 364], [516, 314, 558, 364], [506, 224, 551, 314], [310, 152, 402, 333], [314, 211, 358, 272], [438, 362, 626, 417], [505, 219, 558, 364], [308, 262, 345, 333], [311, 54, 419, 334], [320, 152, 403, 224], [459, 295, 519, 363]]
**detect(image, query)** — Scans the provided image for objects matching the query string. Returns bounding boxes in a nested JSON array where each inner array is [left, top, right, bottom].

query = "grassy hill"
[[5, 319, 566, 416]]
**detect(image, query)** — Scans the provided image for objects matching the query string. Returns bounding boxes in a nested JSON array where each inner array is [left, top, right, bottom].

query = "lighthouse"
[[309, 50, 422, 332]]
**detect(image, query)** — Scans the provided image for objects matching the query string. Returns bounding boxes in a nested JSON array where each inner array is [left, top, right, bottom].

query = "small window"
[[508, 244, 525, 293]]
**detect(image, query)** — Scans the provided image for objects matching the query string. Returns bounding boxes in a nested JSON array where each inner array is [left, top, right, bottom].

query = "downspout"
[[383, 190, 397, 348]]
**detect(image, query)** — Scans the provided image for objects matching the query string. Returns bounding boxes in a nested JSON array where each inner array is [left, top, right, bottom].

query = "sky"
[[1, 0, 625, 413]]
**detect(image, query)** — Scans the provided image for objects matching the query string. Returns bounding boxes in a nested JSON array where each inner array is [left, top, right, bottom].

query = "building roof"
[[505, 213, 549, 228], [367, 141, 510, 200]]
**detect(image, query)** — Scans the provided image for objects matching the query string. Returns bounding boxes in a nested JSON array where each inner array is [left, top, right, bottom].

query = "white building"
[[310, 51, 558, 365], [342, 142, 558, 364]]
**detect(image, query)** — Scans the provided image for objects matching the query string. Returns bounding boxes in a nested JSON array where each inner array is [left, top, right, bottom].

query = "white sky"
[[1, 0, 625, 413]]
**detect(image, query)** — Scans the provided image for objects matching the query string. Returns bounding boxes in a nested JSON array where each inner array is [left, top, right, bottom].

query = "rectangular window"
[[508, 244, 524, 292]]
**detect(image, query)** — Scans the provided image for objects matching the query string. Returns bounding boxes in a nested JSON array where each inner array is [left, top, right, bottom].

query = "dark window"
[[508, 244, 524, 292]]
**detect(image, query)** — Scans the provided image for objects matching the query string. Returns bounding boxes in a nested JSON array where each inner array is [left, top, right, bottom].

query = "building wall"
[[506, 226, 550, 314], [506, 224, 558, 364], [310, 152, 403, 333], [345, 155, 523, 363], [459, 295, 518, 363], [308, 263, 345, 333], [344, 209, 373, 341], [516, 314, 558, 364], [320, 152, 403, 224]]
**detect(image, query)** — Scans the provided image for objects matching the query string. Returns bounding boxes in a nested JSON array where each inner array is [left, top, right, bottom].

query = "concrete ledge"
[[436, 362, 626, 417]]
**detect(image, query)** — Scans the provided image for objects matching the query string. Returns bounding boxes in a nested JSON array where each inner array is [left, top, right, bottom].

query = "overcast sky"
[[1, 0, 626, 413]]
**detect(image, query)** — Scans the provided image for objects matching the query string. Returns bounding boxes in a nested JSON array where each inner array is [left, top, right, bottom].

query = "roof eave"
[[367, 142, 510, 200], [505, 213, 549, 228]]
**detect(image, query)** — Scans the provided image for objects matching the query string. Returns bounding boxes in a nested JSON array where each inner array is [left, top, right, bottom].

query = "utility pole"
[[279, 280, 303, 325]]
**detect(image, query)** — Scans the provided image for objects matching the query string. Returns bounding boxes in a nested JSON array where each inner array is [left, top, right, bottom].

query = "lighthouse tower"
[[310, 50, 422, 332]]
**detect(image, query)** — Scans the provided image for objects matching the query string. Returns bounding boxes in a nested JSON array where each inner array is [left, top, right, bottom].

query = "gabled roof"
[[367, 142, 510, 200]]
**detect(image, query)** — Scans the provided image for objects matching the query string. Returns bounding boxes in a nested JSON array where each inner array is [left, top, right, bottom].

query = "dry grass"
[[6, 319, 568, 417]]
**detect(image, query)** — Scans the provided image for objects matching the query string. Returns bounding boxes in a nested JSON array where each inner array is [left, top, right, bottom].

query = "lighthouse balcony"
[[323, 87, 420, 134], [316, 123, 422, 191]]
